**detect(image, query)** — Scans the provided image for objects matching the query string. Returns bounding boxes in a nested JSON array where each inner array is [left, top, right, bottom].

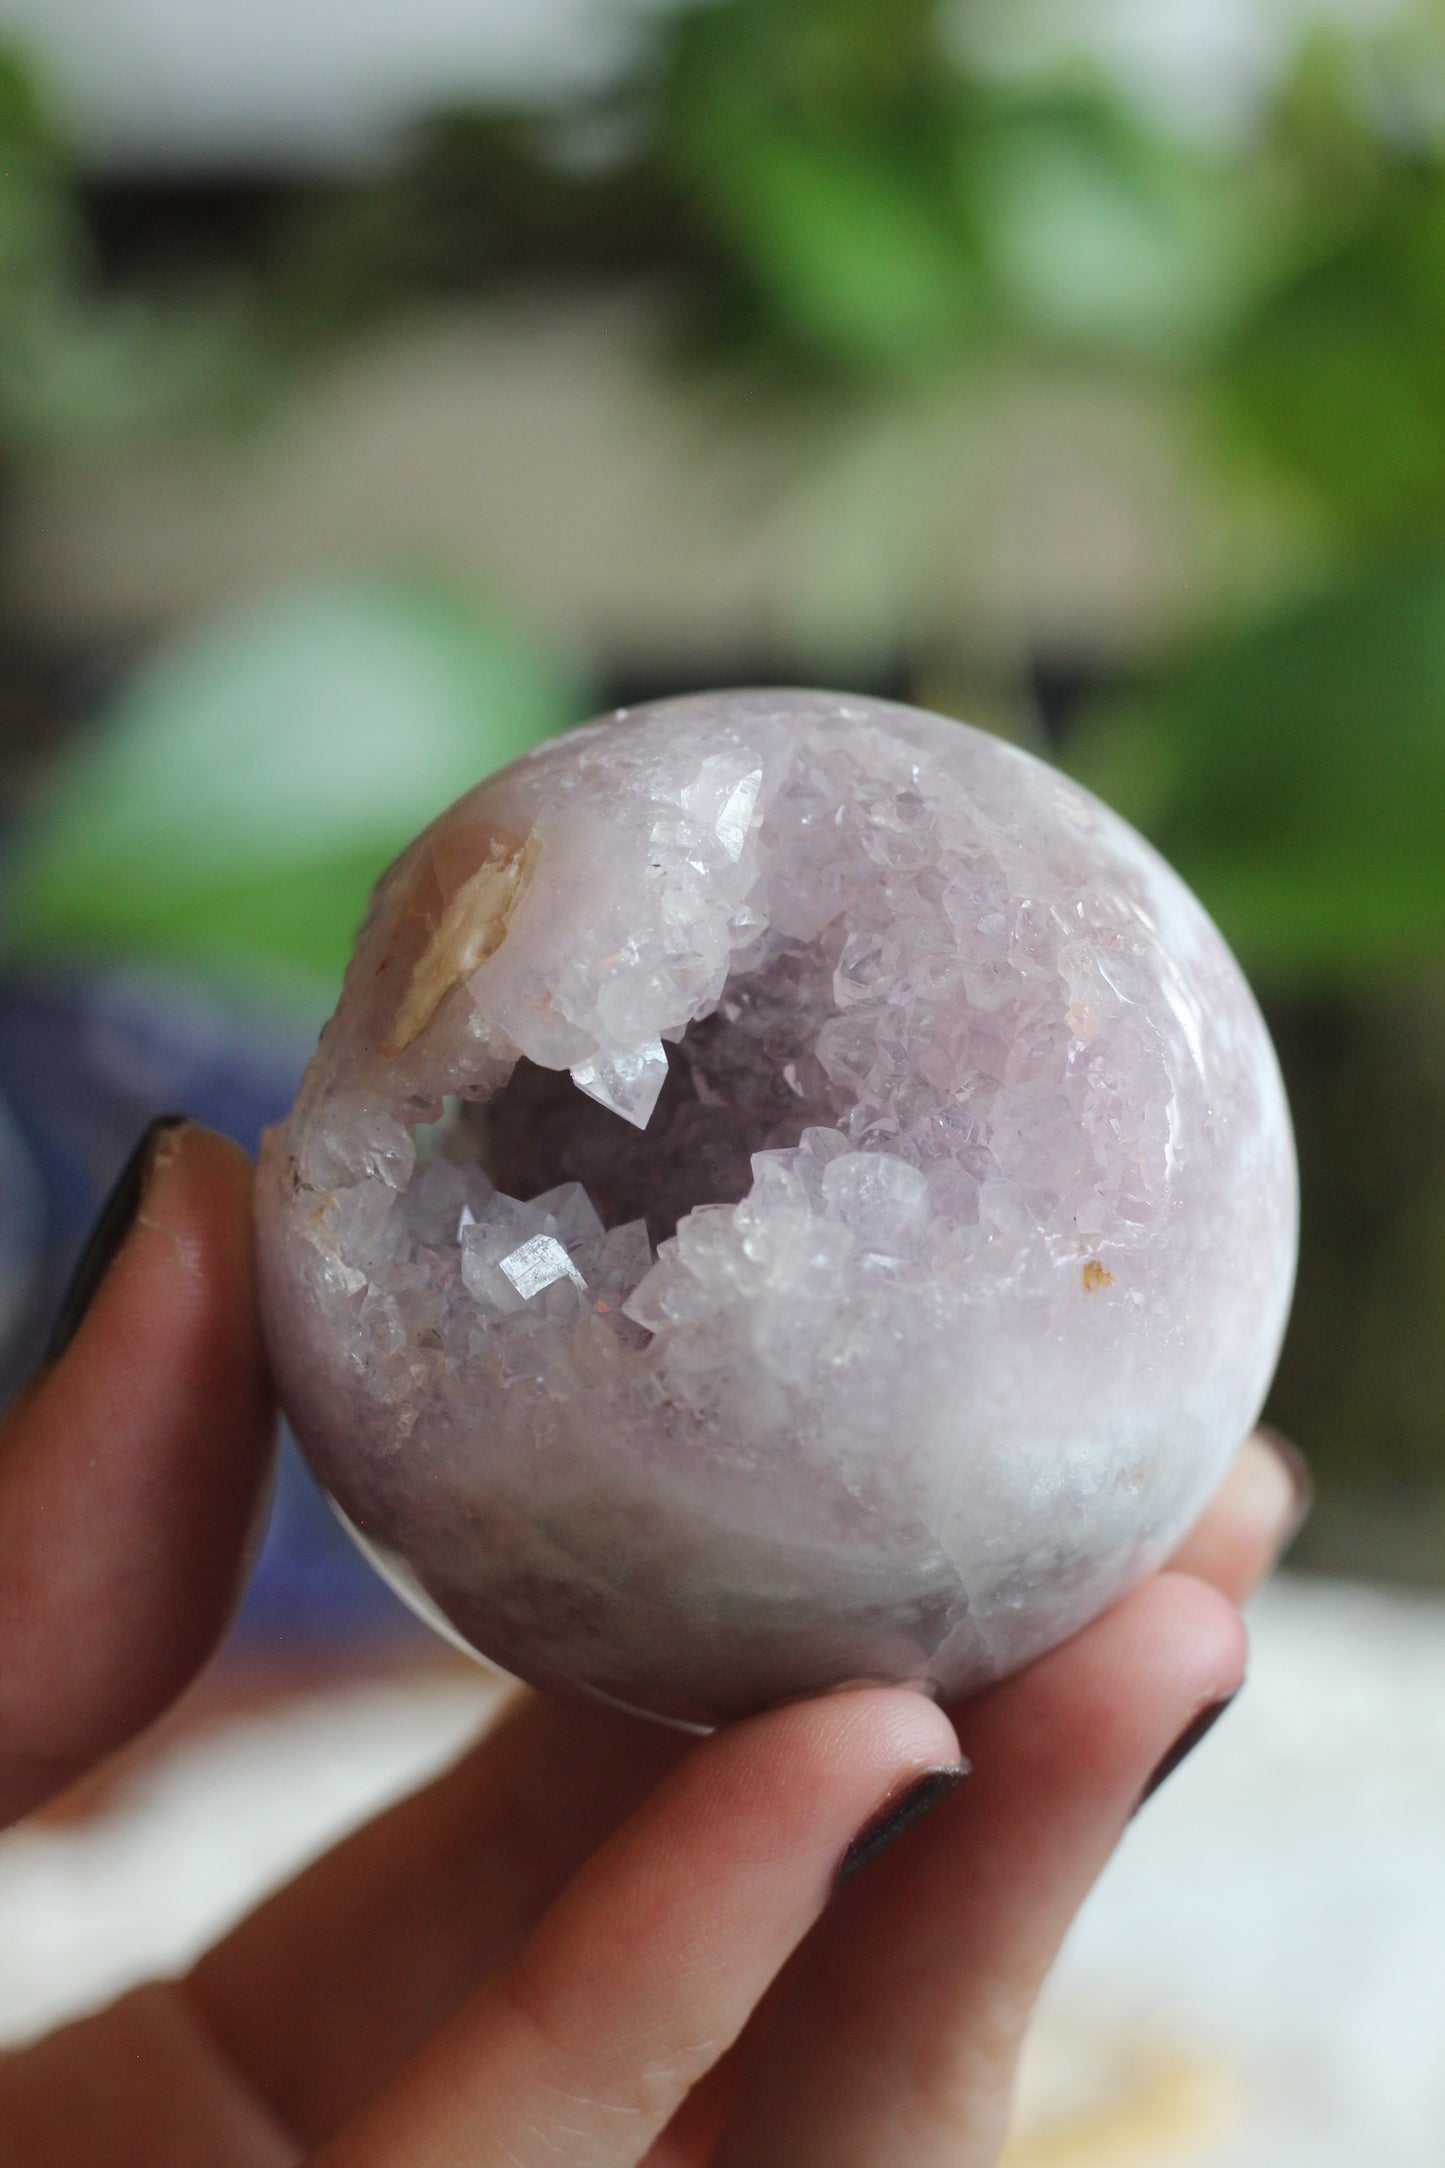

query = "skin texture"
[[0, 1124, 1303, 2167]]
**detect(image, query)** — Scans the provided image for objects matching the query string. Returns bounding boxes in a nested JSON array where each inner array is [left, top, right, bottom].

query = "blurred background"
[[0, 0, 1442, 2160]]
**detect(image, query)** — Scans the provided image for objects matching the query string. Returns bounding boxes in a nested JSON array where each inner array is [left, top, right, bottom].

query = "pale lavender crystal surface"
[[256, 691, 1297, 1727]]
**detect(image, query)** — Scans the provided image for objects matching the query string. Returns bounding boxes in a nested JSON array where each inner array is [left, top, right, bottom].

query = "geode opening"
[[472, 936, 849, 1243]]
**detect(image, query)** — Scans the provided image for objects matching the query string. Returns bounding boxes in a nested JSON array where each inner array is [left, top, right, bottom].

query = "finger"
[[190, 1427, 1299, 2149], [1166, 1426, 1310, 1603], [0, 1120, 274, 1826], [715, 1573, 1246, 2168], [313, 1685, 962, 2168], [187, 1690, 696, 2144], [189, 1435, 1307, 2149], [0, 1983, 302, 2168]]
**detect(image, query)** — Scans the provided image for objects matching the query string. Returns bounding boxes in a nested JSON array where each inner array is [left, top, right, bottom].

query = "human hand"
[[0, 1119, 1306, 2166]]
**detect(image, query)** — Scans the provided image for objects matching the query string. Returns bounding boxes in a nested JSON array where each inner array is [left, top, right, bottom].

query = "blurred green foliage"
[[651, 0, 987, 375], [646, 0, 1285, 375], [1217, 39, 1445, 548], [0, 49, 269, 455], [3, 580, 584, 1000], [253, 4, 1284, 383], [2, 1, 1444, 1557], [3, 2, 1443, 999], [1067, 565, 1445, 986]]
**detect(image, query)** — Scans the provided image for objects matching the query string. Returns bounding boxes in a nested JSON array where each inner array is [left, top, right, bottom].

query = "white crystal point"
[[570, 1040, 669, 1128], [500, 1233, 587, 1299], [713, 768, 764, 860], [822, 1151, 930, 1255], [256, 688, 1297, 1730]]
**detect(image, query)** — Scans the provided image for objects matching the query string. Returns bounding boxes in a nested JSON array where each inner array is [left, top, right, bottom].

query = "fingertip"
[[938, 1569, 1247, 1838], [836, 1762, 969, 1886], [649, 1681, 963, 1908], [1137, 1559, 1249, 1637], [1254, 1425, 1313, 1534], [833, 1683, 970, 1856], [121, 1119, 262, 1332], [39, 1114, 190, 1368], [1135, 1568, 1250, 1703], [707, 1585, 1244, 2167], [26, 1118, 262, 1407], [1085, 1570, 1249, 1733], [1166, 1428, 1312, 1602], [792, 1681, 963, 1792], [163, 1120, 260, 1229]]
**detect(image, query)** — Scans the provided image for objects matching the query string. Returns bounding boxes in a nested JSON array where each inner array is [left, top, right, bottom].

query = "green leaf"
[[1220, 161, 1445, 544], [1065, 565, 1445, 986], [693, 132, 976, 372], [0, 41, 63, 158], [652, 0, 981, 377], [3, 577, 584, 996], [969, 102, 1268, 358]]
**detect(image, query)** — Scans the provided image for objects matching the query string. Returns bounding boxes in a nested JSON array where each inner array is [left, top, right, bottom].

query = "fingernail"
[[42, 1115, 189, 1365], [1256, 1425, 1313, 1546], [1135, 1692, 1238, 1814], [836, 1762, 969, 1886]]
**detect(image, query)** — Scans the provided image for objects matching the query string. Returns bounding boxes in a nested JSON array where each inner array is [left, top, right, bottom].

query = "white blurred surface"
[[0, 0, 674, 172], [1039, 1574, 1445, 2165], [953, 0, 1412, 144], [1, 1575, 1442, 2164], [0, 1666, 504, 2044], [0, 0, 1410, 172]]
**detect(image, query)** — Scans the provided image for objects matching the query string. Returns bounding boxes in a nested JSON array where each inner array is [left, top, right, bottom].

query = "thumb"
[[0, 1119, 275, 1826]]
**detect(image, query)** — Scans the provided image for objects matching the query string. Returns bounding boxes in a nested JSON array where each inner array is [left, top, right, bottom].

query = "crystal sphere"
[[256, 691, 1296, 1727]]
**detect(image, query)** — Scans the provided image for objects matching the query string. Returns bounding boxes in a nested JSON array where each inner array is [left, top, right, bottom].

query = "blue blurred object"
[[0, 570, 584, 1660], [0, 963, 310, 1369], [233, 1430, 426, 1650], [0, 962, 416, 1648], [0, 1093, 43, 1356]]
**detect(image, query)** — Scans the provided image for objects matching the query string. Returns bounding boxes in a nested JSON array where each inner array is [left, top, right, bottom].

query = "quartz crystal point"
[[256, 691, 1297, 1728]]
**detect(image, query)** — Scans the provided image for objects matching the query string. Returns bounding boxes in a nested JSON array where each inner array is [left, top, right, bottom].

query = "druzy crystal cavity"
[[257, 691, 1297, 1727]]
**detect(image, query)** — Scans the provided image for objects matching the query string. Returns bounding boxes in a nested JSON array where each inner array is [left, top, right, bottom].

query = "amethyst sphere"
[[256, 691, 1296, 1727]]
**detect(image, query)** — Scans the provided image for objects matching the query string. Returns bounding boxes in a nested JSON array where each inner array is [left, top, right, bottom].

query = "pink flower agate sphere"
[[257, 691, 1296, 1727]]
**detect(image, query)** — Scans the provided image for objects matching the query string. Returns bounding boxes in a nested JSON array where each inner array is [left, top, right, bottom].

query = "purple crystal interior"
[[256, 690, 1297, 1727]]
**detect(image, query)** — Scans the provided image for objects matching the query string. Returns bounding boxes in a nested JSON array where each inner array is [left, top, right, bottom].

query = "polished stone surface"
[[257, 691, 1297, 1725]]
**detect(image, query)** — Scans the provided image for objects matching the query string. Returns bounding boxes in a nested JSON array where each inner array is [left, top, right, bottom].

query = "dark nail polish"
[[1256, 1425, 1313, 1544], [42, 1116, 189, 1365], [1135, 1692, 1238, 1814], [836, 1762, 969, 1886]]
